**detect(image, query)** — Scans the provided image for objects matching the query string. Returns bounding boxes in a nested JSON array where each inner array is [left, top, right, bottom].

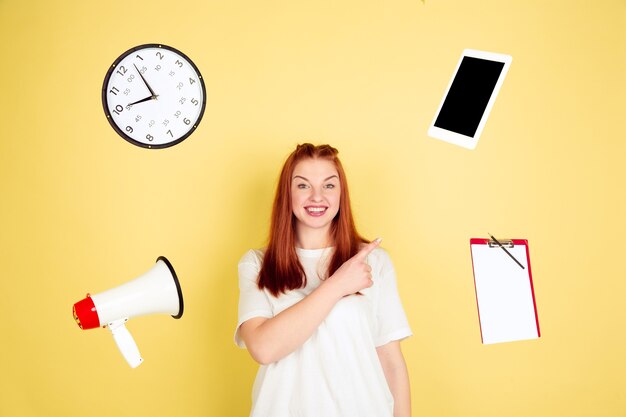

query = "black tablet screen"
[[434, 57, 505, 138]]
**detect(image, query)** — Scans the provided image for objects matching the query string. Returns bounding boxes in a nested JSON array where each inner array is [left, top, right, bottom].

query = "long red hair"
[[258, 143, 368, 296]]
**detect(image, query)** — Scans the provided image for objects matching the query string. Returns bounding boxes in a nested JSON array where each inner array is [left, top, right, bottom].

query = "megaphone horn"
[[72, 256, 184, 368]]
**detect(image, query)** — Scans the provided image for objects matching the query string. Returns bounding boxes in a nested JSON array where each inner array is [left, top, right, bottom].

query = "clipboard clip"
[[488, 240, 514, 248]]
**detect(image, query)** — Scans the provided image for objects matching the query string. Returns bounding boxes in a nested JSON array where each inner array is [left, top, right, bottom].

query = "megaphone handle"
[[107, 318, 143, 368]]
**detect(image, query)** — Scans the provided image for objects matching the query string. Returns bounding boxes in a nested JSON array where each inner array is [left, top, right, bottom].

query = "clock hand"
[[127, 95, 157, 107], [133, 64, 157, 97]]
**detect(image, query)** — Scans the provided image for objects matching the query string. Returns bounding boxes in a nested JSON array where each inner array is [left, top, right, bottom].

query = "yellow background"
[[1, 1, 624, 416]]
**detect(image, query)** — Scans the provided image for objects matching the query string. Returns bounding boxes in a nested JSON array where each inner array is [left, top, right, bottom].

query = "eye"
[[324, 183, 336, 189], [297, 183, 309, 189]]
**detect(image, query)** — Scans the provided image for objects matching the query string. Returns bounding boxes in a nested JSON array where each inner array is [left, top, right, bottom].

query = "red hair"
[[258, 143, 368, 296]]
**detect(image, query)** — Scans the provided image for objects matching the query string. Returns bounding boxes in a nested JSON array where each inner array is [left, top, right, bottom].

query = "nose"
[[310, 186, 323, 202]]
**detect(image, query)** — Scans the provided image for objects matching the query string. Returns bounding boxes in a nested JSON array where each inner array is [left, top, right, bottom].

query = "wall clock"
[[102, 44, 206, 149]]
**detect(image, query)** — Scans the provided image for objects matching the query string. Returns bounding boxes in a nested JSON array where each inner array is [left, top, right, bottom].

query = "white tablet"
[[428, 49, 512, 150]]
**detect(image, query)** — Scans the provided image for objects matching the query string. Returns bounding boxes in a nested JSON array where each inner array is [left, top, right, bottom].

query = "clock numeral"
[[189, 77, 196, 85], [169, 71, 175, 77], [163, 119, 170, 126], [156, 51, 165, 60], [123, 88, 131, 96], [166, 130, 173, 137], [125, 126, 134, 134], [179, 97, 187, 105], [139, 66, 147, 74], [127, 74, 135, 83], [191, 98, 199, 106], [174, 111, 181, 118], [148, 120, 155, 128], [175, 60, 183, 68], [116, 65, 127, 76], [183, 118, 191, 125], [135, 115, 142, 123], [112, 104, 124, 115], [155, 64, 162, 71], [109, 86, 120, 96], [146, 134, 154, 142], [136, 54, 144, 61], [176, 82, 184, 90]]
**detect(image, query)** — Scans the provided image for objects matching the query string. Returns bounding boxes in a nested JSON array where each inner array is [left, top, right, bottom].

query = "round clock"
[[102, 44, 206, 149]]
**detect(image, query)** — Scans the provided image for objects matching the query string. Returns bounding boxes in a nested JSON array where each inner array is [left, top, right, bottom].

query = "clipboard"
[[470, 238, 540, 344]]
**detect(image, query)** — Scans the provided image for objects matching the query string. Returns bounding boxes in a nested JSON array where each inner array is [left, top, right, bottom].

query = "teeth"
[[307, 207, 326, 212]]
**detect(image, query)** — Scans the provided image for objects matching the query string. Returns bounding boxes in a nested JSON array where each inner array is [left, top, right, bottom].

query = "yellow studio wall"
[[0, 0, 624, 416]]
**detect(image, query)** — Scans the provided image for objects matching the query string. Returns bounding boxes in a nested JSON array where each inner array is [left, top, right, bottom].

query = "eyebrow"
[[292, 175, 339, 182]]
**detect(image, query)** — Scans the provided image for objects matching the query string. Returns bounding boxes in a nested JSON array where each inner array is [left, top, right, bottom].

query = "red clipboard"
[[470, 238, 540, 344]]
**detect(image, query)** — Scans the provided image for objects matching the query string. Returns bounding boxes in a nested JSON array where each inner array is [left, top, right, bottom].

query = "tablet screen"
[[433, 57, 505, 138]]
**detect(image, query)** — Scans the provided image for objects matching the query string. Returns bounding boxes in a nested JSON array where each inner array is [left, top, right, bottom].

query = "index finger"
[[355, 238, 382, 260]]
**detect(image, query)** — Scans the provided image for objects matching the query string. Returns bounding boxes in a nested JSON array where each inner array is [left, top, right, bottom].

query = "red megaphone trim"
[[73, 295, 101, 330]]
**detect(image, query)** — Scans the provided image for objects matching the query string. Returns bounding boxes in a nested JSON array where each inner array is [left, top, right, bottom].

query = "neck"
[[295, 225, 333, 249]]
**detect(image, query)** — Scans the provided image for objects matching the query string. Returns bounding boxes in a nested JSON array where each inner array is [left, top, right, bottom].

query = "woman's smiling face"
[[290, 157, 341, 239]]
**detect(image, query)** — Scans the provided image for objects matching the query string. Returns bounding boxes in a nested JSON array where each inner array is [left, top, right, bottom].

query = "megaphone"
[[72, 256, 184, 368]]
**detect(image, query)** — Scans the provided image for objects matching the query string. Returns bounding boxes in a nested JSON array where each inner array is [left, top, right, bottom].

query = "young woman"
[[235, 143, 412, 417]]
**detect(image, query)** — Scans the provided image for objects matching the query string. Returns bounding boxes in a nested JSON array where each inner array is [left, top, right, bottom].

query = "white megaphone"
[[72, 256, 184, 368]]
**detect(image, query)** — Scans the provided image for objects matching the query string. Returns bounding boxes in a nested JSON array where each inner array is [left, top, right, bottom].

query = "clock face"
[[102, 44, 206, 149]]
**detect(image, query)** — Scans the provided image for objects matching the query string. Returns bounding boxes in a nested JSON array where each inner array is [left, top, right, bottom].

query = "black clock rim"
[[101, 43, 207, 150]]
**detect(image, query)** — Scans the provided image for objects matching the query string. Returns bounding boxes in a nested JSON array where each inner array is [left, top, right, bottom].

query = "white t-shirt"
[[235, 246, 412, 417]]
